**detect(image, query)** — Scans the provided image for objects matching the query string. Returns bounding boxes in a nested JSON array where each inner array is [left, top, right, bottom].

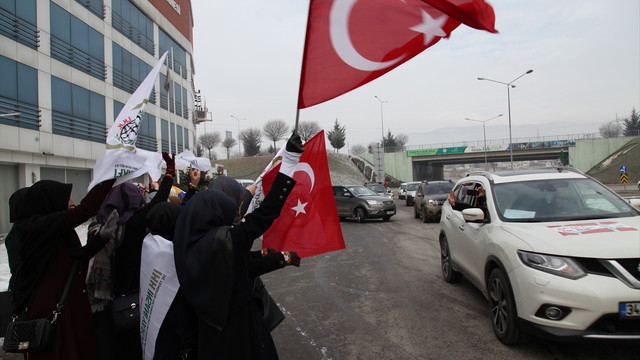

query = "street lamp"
[[478, 69, 533, 169], [230, 115, 245, 157], [374, 96, 387, 152], [464, 114, 503, 168]]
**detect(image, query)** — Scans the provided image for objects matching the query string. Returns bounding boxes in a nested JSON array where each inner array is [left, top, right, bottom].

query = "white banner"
[[139, 233, 180, 360], [175, 149, 212, 171], [88, 51, 169, 191]]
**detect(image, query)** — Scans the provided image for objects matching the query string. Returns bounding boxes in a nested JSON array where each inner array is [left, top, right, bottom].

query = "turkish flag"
[[259, 131, 345, 258], [297, 0, 498, 109]]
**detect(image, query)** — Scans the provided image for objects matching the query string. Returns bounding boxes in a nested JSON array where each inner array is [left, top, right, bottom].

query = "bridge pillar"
[[413, 162, 444, 181]]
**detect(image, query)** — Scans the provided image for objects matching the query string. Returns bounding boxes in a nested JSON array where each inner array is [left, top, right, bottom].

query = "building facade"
[[0, 0, 199, 234]]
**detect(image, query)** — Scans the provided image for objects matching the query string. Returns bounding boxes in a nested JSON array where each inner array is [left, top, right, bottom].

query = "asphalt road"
[[263, 201, 640, 360]]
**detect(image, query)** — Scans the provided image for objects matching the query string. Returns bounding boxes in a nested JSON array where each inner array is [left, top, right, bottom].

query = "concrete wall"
[[570, 136, 637, 172], [361, 152, 413, 182]]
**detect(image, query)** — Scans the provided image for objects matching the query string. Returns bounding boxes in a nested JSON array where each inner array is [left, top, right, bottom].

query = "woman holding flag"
[[173, 133, 303, 359]]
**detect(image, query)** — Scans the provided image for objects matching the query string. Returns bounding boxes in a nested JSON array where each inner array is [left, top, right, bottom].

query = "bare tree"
[[198, 132, 221, 160], [241, 127, 262, 156], [222, 137, 237, 159], [395, 133, 409, 152], [263, 119, 289, 153], [350, 144, 367, 155], [599, 122, 622, 138], [298, 121, 322, 141]]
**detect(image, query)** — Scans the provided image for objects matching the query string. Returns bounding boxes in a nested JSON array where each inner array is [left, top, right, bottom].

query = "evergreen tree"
[[327, 119, 346, 153], [623, 108, 640, 136], [240, 128, 262, 156]]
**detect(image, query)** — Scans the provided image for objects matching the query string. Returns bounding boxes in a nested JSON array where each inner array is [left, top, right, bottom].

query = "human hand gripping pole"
[[279, 133, 304, 177], [163, 151, 176, 178]]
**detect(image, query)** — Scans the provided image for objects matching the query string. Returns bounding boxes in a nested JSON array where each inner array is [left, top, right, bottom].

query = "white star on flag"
[[409, 9, 447, 45], [291, 199, 308, 217]]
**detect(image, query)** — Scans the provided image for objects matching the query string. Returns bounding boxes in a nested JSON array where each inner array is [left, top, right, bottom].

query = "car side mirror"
[[462, 208, 485, 222], [343, 192, 352, 198]]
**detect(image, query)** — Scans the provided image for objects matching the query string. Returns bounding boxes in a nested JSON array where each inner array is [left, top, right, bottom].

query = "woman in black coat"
[[173, 134, 303, 359]]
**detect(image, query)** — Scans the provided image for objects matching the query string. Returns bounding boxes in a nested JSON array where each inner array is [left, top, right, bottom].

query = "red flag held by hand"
[[298, 0, 497, 109], [260, 131, 345, 258]]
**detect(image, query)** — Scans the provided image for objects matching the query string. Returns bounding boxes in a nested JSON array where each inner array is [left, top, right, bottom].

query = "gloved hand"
[[281, 251, 301, 267], [262, 248, 277, 256], [280, 133, 304, 177], [285, 133, 304, 154], [99, 209, 120, 239], [163, 152, 176, 178]]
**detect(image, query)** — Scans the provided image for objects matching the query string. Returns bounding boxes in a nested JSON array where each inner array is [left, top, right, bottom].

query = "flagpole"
[[293, 0, 313, 135]]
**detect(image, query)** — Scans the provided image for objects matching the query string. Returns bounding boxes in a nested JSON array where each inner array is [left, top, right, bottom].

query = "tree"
[[240, 127, 262, 156], [623, 108, 640, 136], [395, 133, 408, 152], [263, 119, 289, 153], [198, 132, 221, 160], [599, 122, 622, 138], [382, 130, 397, 152], [350, 144, 367, 155], [222, 136, 237, 159], [298, 121, 322, 141], [327, 119, 346, 153]]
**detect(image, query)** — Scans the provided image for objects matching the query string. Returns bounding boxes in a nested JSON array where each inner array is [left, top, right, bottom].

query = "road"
[[263, 201, 639, 360]]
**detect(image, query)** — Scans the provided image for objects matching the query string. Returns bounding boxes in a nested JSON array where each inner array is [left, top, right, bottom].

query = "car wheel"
[[355, 208, 366, 223], [487, 268, 529, 345], [421, 206, 429, 223], [439, 235, 462, 283]]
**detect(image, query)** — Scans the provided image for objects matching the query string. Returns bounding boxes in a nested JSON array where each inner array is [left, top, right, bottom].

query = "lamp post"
[[374, 96, 387, 152], [478, 69, 533, 169], [230, 115, 245, 157], [464, 114, 503, 168]]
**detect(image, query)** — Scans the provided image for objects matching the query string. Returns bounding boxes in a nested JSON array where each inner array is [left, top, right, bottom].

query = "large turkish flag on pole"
[[297, 0, 497, 109], [258, 131, 345, 258]]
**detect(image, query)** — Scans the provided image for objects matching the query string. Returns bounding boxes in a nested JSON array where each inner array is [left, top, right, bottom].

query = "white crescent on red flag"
[[257, 131, 345, 258], [297, 0, 497, 109]]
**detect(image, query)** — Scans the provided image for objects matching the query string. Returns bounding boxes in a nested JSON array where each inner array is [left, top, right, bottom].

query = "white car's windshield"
[[347, 185, 379, 196], [407, 183, 420, 191], [493, 178, 639, 222]]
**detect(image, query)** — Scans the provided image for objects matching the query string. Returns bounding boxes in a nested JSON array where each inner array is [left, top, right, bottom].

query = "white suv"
[[439, 169, 640, 344]]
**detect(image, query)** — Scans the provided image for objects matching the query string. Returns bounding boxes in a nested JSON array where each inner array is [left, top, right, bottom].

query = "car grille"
[[382, 200, 395, 206], [576, 257, 640, 289]]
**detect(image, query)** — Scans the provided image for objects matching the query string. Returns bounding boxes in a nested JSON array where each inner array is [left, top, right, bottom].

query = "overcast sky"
[[190, 0, 640, 153]]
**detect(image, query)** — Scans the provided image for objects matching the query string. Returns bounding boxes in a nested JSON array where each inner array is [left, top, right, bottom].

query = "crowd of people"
[[4, 133, 305, 360]]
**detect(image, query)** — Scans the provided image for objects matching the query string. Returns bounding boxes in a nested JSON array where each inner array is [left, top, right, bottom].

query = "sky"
[[190, 0, 640, 155]]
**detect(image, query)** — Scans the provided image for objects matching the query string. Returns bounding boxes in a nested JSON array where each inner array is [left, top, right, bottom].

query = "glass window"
[[17, 63, 37, 104], [1, 0, 38, 48], [0, 56, 17, 99], [89, 92, 104, 125], [70, 17, 89, 53], [50, 3, 71, 42], [161, 119, 169, 153], [51, 77, 72, 114]]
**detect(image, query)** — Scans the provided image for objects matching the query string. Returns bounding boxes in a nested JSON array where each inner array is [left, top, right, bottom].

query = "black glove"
[[282, 251, 301, 267], [286, 133, 304, 154], [163, 152, 176, 177]]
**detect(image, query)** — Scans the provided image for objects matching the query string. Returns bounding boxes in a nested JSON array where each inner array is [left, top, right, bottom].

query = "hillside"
[[214, 152, 366, 185], [586, 137, 640, 185]]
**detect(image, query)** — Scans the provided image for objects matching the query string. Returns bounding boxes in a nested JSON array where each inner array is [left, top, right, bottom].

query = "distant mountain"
[[406, 121, 602, 148]]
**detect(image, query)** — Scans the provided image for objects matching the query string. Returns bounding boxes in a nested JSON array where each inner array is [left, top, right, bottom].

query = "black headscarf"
[[173, 189, 237, 330], [208, 176, 252, 223], [11, 180, 76, 313], [146, 202, 181, 241]]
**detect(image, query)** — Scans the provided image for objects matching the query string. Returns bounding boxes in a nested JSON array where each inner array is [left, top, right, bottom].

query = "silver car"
[[404, 181, 421, 206], [333, 185, 396, 222]]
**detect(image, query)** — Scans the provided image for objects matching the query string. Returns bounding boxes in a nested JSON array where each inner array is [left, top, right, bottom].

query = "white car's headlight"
[[366, 199, 382, 205], [428, 199, 438, 206], [517, 250, 586, 280]]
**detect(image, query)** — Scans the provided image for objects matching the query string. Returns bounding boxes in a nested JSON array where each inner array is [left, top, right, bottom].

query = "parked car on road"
[[413, 180, 454, 222], [404, 181, 421, 206], [366, 183, 392, 199], [333, 185, 396, 222], [439, 169, 640, 344]]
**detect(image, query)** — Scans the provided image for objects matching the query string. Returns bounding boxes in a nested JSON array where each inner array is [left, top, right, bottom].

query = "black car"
[[333, 185, 396, 222], [413, 180, 454, 222]]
